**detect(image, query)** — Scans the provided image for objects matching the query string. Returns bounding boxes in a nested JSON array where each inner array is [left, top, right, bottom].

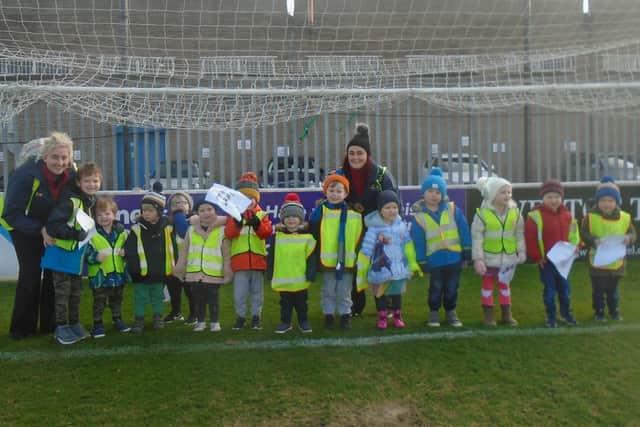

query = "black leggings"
[[190, 282, 220, 323]]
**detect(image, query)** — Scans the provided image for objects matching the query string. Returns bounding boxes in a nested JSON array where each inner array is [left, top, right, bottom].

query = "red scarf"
[[42, 164, 71, 201], [349, 159, 372, 199]]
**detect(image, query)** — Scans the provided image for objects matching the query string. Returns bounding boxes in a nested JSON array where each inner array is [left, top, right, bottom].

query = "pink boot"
[[392, 310, 405, 328], [377, 311, 388, 330]]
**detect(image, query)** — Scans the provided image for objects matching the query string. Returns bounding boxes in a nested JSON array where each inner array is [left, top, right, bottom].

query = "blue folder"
[[41, 245, 87, 275]]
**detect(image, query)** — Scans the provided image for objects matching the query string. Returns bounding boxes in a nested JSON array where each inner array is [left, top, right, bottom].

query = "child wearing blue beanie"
[[410, 167, 472, 327], [580, 176, 636, 321]]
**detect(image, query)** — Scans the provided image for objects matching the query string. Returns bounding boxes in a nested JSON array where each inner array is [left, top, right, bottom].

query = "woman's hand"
[[41, 227, 56, 247]]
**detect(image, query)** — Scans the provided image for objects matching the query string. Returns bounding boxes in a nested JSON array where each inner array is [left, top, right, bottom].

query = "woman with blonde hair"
[[2, 131, 76, 340]]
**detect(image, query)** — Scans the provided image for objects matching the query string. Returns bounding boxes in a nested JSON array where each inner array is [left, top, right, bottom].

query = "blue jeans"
[[428, 263, 462, 311], [539, 262, 572, 321]]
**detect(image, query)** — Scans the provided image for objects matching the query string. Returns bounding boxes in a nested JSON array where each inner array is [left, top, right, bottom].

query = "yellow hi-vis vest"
[[477, 207, 519, 254], [55, 197, 85, 251], [130, 223, 174, 276], [87, 230, 128, 278], [527, 209, 580, 255], [185, 227, 225, 276], [0, 177, 40, 231], [588, 211, 631, 270], [319, 205, 362, 269], [230, 211, 267, 256], [271, 231, 316, 292], [413, 202, 462, 255]]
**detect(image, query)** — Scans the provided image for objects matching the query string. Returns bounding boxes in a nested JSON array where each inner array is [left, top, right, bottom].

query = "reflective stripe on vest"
[[130, 224, 174, 276], [186, 227, 225, 276], [55, 197, 84, 251], [271, 232, 316, 292], [414, 202, 461, 255], [319, 205, 362, 268], [528, 209, 580, 255], [230, 210, 267, 256], [477, 207, 519, 254], [87, 231, 128, 277], [0, 178, 40, 231], [588, 212, 631, 270]]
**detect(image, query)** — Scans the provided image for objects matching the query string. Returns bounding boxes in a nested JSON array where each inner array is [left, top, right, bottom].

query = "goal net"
[[2, 0, 640, 130]]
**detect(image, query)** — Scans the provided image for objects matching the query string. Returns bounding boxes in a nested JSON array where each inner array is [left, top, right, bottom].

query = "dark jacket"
[[2, 158, 74, 235], [336, 160, 398, 216], [45, 183, 96, 242], [124, 216, 175, 283]]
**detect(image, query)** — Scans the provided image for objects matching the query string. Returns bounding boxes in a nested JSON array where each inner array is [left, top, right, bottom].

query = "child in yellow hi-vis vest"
[[173, 198, 231, 332], [85, 196, 131, 338], [525, 180, 580, 328], [267, 193, 317, 334], [580, 177, 636, 321], [124, 191, 176, 333], [471, 176, 526, 327], [45, 162, 102, 345]]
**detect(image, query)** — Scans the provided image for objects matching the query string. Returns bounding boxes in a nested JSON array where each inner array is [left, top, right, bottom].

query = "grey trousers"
[[233, 270, 264, 318], [321, 271, 354, 316]]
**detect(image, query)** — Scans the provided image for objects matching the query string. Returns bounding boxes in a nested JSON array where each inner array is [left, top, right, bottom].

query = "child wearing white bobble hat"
[[471, 176, 526, 327]]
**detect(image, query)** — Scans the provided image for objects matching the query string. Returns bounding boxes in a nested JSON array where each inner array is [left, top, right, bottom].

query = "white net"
[[2, 0, 640, 129]]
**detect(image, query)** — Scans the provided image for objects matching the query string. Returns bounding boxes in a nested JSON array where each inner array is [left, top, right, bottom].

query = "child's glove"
[[74, 229, 88, 241], [246, 215, 261, 229]]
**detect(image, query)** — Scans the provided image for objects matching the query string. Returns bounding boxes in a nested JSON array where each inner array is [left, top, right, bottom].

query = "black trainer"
[[232, 316, 246, 330], [339, 314, 351, 329], [324, 314, 335, 330]]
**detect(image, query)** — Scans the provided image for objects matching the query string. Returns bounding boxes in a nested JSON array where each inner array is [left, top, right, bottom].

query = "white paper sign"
[[498, 264, 516, 284], [75, 209, 96, 248], [593, 235, 627, 267], [204, 183, 252, 221], [547, 241, 578, 279]]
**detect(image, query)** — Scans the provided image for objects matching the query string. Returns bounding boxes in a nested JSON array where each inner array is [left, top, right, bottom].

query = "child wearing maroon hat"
[[525, 179, 580, 327]]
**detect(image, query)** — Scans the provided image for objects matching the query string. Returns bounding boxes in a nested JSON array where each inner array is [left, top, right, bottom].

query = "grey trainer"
[[427, 310, 441, 327], [446, 310, 463, 327]]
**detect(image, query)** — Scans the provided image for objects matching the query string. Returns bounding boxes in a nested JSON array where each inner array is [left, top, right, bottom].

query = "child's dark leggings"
[[375, 295, 401, 312], [190, 282, 221, 322]]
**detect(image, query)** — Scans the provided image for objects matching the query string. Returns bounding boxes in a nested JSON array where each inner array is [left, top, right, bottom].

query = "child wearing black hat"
[[173, 198, 232, 332], [525, 179, 580, 327], [580, 177, 636, 321], [267, 193, 317, 334], [357, 190, 420, 330], [124, 191, 176, 333]]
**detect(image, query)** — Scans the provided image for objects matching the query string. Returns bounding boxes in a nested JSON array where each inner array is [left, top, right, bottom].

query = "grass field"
[[1, 261, 639, 426]]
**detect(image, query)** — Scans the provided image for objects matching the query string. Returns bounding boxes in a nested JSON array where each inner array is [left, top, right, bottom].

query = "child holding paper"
[[525, 180, 580, 327], [580, 177, 636, 321], [471, 176, 526, 327], [45, 162, 101, 344]]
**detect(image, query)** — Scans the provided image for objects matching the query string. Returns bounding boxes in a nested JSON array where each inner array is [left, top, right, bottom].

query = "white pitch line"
[[1, 323, 639, 362]]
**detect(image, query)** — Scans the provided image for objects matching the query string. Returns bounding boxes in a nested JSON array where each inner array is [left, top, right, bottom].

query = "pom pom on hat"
[[421, 167, 447, 197], [595, 176, 622, 205], [377, 190, 401, 212], [539, 179, 564, 198], [322, 174, 350, 195], [141, 191, 166, 214], [280, 192, 305, 221], [235, 171, 260, 202], [477, 176, 511, 204], [346, 123, 371, 156]]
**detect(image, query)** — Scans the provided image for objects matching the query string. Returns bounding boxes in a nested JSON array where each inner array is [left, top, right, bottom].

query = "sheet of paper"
[[547, 241, 578, 279], [204, 183, 252, 221], [593, 234, 627, 267], [75, 209, 95, 232], [78, 227, 97, 248], [498, 264, 516, 284]]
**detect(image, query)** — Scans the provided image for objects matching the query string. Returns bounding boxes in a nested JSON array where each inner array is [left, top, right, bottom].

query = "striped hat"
[[141, 191, 166, 214], [235, 171, 260, 202]]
